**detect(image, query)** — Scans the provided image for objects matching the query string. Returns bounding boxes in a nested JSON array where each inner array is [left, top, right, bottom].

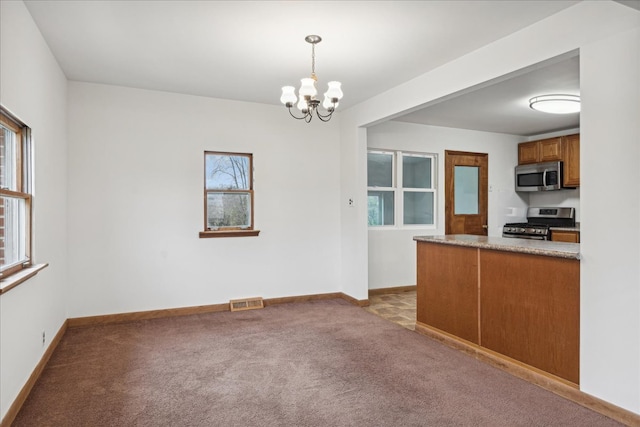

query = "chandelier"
[[280, 35, 343, 123]]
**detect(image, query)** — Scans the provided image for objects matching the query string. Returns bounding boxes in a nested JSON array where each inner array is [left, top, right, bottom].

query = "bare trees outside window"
[[201, 151, 258, 238]]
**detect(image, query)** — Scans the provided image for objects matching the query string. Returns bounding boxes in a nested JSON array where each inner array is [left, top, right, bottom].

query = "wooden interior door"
[[445, 150, 488, 235]]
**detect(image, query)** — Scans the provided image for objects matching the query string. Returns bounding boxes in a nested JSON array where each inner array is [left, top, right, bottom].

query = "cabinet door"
[[480, 250, 580, 384], [539, 137, 563, 162], [552, 230, 580, 243], [416, 242, 479, 344], [563, 133, 580, 187], [518, 141, 539, 165]]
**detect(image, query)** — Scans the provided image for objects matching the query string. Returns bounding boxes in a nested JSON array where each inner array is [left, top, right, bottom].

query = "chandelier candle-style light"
[[280, 35, 343, 123]]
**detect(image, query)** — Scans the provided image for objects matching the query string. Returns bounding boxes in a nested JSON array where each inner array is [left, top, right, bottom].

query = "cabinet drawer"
[[551, 230, 580, 243]]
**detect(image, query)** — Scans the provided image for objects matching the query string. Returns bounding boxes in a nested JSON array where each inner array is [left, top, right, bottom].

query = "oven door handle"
[[502, 233, 546, 240]]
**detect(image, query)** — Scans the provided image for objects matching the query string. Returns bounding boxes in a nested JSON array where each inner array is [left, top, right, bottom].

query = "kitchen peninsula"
[[414, 235, 580, 385]]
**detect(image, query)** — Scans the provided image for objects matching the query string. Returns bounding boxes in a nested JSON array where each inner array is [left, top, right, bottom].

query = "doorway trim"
[[444, 150, 488, 235]]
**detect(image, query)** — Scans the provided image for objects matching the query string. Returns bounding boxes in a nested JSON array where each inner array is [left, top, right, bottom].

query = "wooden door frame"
[[445, 150, 488, 235]]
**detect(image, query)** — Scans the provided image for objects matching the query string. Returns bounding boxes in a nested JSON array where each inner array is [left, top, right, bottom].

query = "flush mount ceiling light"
[[280, 35, 343, 123], [529, 94, 580, 114]]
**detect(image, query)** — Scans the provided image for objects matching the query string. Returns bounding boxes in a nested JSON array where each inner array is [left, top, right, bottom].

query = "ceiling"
[[22, 0, 636, 136], [393, 54, 580, 136]]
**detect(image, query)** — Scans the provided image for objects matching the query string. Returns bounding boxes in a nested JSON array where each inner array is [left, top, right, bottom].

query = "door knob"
[[482, 225, 488, 229]]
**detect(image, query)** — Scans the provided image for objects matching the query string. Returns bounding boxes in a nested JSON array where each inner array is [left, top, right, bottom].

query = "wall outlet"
[[42, 331, 46, 346], [348, 198, 355, 207]]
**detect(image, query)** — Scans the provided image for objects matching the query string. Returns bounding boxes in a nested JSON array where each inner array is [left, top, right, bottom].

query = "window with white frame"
[[367, 150, 436, 227]]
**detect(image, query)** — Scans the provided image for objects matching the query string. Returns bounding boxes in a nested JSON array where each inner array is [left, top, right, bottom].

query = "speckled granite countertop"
[[413, 235, 580, 260]]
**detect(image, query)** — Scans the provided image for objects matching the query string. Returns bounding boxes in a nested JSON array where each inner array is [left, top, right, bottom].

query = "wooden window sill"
[[0, 263, 49, 295], [199, 230, 261, 238]]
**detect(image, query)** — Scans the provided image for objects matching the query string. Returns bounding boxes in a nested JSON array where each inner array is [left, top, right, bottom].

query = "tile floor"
[[363, 290, 416, 330]]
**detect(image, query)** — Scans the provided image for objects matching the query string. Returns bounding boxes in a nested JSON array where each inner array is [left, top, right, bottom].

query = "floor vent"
[[230, 297, 264, 312]]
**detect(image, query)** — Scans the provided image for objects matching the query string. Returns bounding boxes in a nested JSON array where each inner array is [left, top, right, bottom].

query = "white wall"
[[339, 0, 640, 414], [580, 25, 640, 412], [66, 82, 342, 317], [338, 122, 369, 301], [2, 0, 639, 420], [0, 1, 69, 421], [529, 188, 581, 221], [366, 121, 526, 289]]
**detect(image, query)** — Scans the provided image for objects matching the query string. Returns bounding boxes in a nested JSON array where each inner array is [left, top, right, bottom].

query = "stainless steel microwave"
[[515, 161, 562, 192]]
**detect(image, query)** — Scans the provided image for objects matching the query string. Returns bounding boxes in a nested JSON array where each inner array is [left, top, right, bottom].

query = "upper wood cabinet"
[[518, 141, 539, 164], [540, 137, 563, 162], [517, 133, 580, 187], [518, 137, 562, 165], [562, 133, 580, 187]]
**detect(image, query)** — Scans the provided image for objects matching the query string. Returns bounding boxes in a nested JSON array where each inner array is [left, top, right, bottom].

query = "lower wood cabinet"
[[416, 243, 479, 344], [479, 250, 579, 384], [551, 230, 580, 243], [417, 242, 580, 384]]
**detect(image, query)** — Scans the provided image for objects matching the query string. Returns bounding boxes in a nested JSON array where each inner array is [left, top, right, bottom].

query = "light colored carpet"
[[14, 299, 621, 426]]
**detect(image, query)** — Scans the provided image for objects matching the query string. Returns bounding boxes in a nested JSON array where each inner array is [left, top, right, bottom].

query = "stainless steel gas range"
[[502, 207, 576, 240]]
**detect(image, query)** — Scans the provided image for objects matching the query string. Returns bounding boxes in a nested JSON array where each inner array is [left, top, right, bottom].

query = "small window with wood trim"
[[200, 151, 259, 238], [0, 108, 33, 278]]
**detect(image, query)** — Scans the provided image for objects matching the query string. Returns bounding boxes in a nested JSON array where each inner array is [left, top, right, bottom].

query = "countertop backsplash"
[[528, 187, 580, 222]]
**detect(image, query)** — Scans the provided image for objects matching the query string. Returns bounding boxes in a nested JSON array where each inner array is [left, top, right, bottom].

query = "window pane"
[[0, 123, 17, 191], [206, 192, 251, 229], [403, 155, 431, 189], [367, 152, 393, 187], [403, 191, 434, 225], [1, 196, 27, 270], [367, 191, 394, 226], [454, 166, 479, 215], [205, 154, 250, 190]]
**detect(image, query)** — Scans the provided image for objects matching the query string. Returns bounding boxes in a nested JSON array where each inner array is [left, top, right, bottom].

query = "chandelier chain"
[[311, 43, 316, 79]]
